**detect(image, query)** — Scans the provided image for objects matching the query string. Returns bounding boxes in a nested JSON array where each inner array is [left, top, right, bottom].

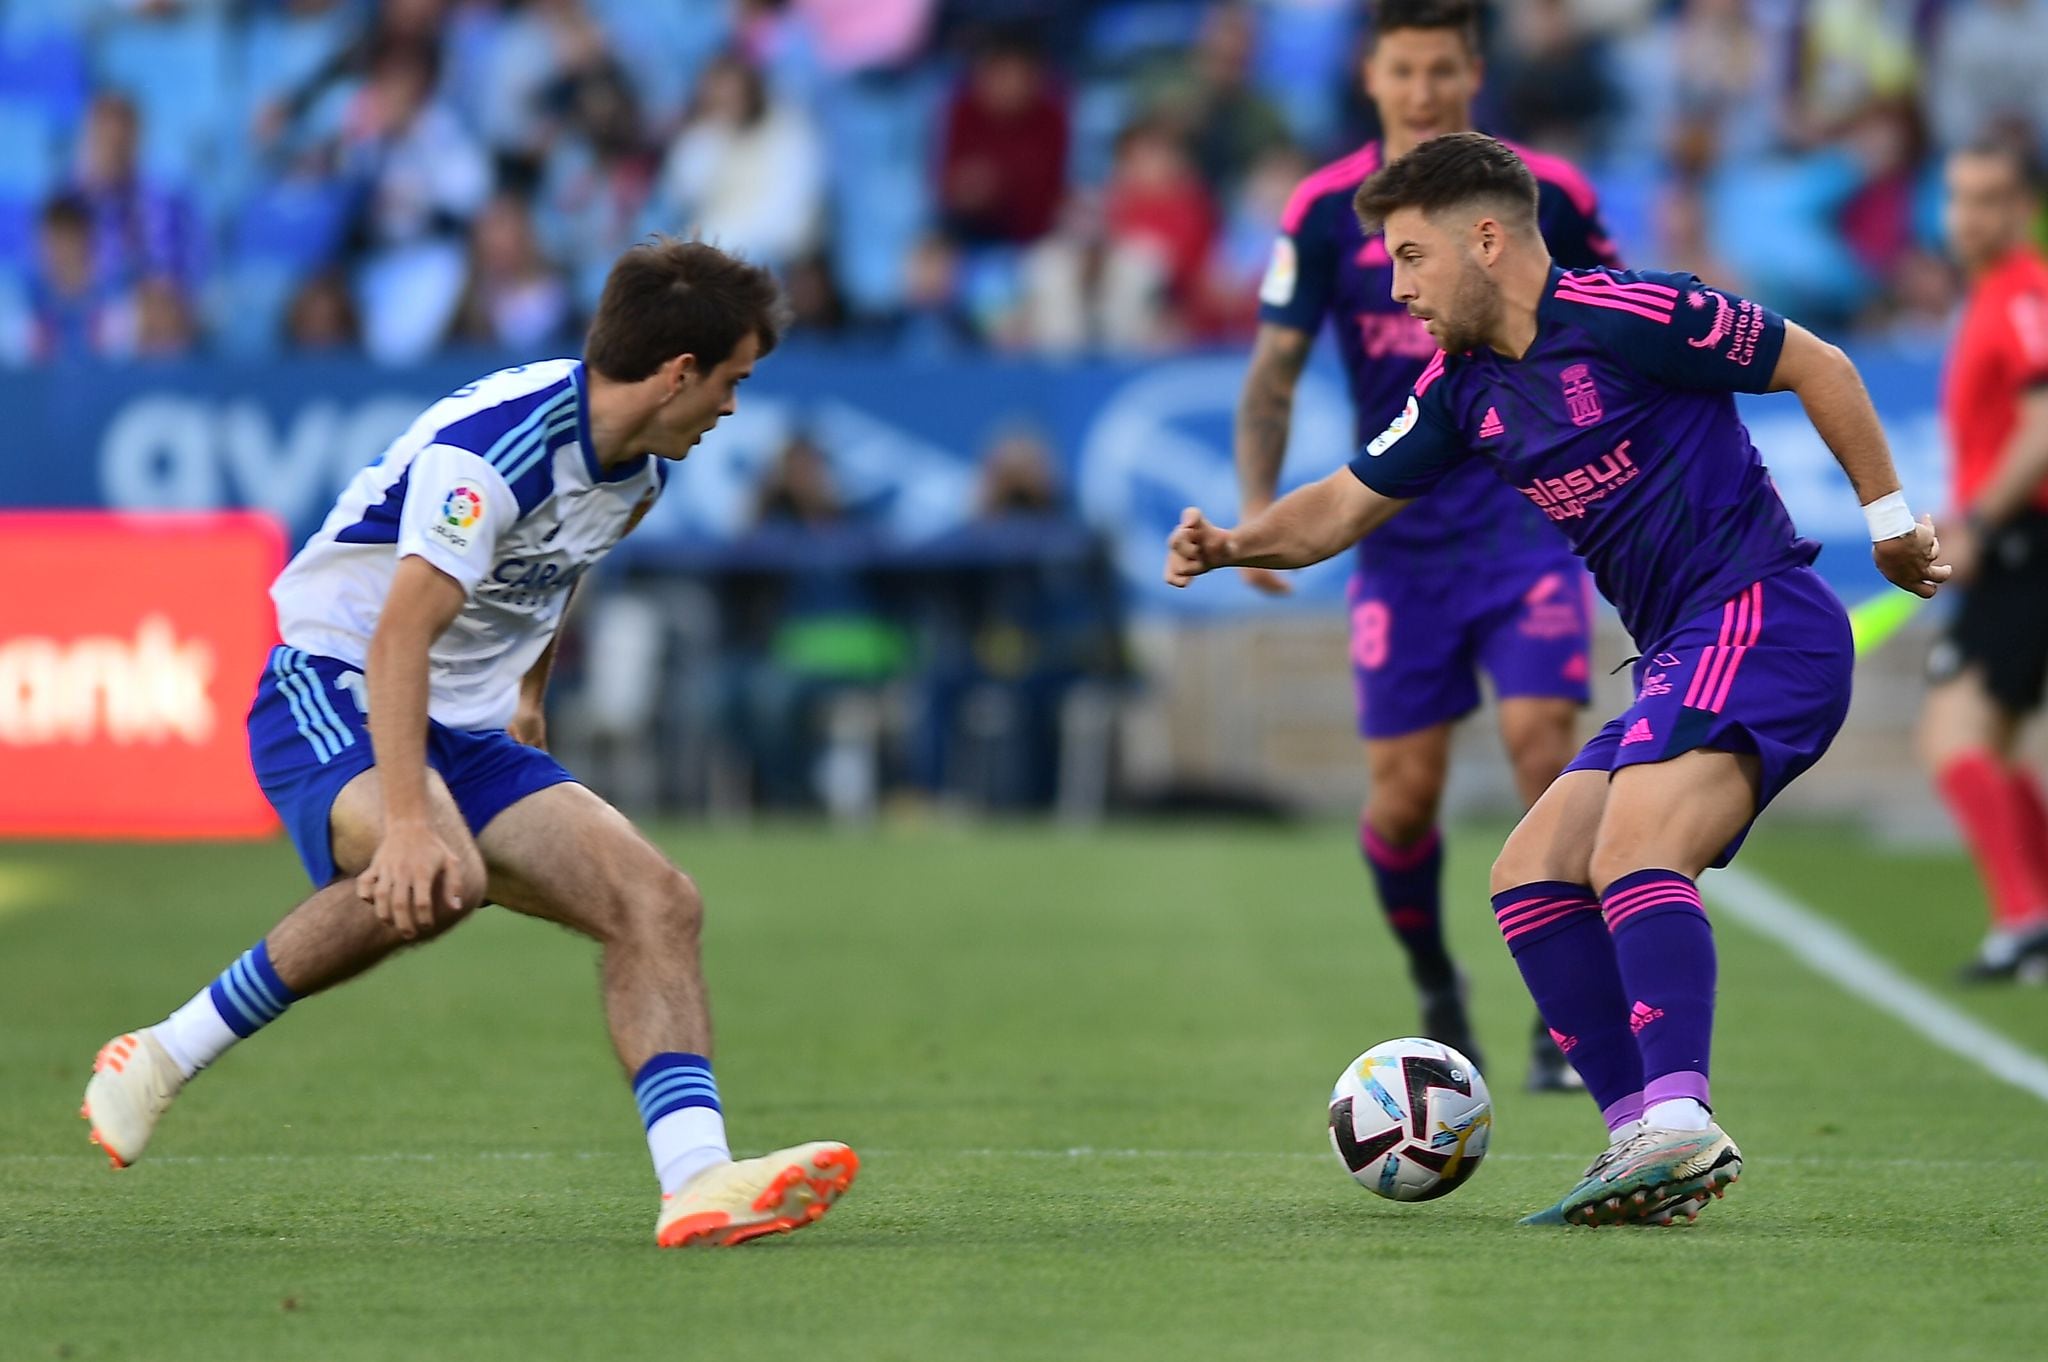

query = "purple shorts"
[[1563, 565, 1852, 866], [1348, 553, 1592, 740]]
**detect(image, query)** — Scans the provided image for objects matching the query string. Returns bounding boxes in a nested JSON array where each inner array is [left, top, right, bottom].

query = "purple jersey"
[[1260, 139, 1618, 566], [1346, 266, 1818, 646]]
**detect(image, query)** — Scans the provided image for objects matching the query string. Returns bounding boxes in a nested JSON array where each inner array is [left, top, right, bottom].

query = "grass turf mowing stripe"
[[1706, 863, 2048, 1104]]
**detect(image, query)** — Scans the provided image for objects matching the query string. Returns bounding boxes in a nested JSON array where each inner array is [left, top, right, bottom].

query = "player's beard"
[[1429, 255, 1502, 355]]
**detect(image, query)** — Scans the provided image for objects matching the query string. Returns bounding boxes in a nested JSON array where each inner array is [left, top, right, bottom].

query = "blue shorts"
[[1348, 551, 1593, 740], [246, 646, 575, 885], [1563, 566, 1852, 866]]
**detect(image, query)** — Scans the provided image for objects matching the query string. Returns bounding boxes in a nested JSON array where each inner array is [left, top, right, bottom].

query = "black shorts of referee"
[[1929, 510, 2048, 714]]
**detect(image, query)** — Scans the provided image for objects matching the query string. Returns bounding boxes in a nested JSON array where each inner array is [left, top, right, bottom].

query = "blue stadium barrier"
[[0, 343, 1945, 619]]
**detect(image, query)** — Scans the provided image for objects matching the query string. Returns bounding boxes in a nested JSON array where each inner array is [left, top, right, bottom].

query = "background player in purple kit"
[[1235, 0, 1616, 1088], [1169, 133, 1945, 1227]]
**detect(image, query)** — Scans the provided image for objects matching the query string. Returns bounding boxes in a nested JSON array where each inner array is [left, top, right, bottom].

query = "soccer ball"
[[1327, 1037, 1492, 1201]]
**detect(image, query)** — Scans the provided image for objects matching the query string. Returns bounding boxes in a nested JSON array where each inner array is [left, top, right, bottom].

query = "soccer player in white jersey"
[[80, 240, 858, 1248]]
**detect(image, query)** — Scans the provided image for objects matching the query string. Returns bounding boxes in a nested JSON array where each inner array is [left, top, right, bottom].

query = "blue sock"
[[152, 939, 301, 1078], [633, 1052, 723, 1126], [634, 1053, 730, 1194], [206, 940, 299, 1039]]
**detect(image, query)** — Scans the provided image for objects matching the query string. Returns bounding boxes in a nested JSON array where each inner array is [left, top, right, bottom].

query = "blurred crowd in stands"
[[3, 0, 2046, 367]]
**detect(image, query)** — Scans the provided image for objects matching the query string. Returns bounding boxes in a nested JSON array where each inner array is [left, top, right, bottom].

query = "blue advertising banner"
[[0, 343, 1947, 618]]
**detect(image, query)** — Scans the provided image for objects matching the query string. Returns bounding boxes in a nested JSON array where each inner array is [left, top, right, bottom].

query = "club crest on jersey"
[[1365, 395, 1420, 456], [1683, 287, 1768, 367], [1560, 365, 1603, 427], [433, 484, 485, 549]]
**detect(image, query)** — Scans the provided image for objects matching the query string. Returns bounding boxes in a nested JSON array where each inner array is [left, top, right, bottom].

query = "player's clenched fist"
[[1164, 507, 1239, 587], [1872, 513, 1952, 599]]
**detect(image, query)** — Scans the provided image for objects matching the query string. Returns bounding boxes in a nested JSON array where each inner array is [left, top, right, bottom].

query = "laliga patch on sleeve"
[[431, 483, 487, 551], [1365, 395, 1419, 457], [1259, 237, 1298, 307]]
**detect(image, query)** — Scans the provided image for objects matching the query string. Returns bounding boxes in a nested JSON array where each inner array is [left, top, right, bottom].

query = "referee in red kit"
[[1921, 139, 2048, 981]]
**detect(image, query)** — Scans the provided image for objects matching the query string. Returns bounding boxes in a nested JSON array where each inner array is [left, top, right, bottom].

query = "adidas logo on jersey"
[[1621, 717, 1655, 747], [1478, 406, 1505, 439]]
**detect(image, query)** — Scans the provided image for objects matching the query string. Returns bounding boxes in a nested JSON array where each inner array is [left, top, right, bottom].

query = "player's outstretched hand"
[[1237, 565, 1293, 596], [1165, 507, 1239, 588], [357, 819, 467, 941], [1873, 514, 1952, 599]]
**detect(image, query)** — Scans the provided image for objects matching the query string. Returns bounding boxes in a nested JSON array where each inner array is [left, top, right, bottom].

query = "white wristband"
[[1862, 490, 1914, 542]]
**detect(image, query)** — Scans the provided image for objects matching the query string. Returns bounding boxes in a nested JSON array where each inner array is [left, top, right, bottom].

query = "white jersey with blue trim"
[[271, 359, 664, 732]]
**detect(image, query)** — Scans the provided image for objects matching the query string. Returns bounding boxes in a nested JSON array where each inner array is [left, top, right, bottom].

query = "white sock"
[[1644, 1097, 1712, 1131], [649, 1106, 731, 1195], [150, 988, 239, 1080]]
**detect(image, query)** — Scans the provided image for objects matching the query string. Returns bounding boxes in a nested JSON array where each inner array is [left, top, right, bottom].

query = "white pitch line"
[[1706, 863, 2048, 1105]]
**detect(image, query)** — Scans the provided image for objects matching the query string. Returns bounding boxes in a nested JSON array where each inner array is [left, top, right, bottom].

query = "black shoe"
[[1526, 1015, 1585, 1094], [1417, 973, 1485, 1076], [1957, 924, 2048, 984]]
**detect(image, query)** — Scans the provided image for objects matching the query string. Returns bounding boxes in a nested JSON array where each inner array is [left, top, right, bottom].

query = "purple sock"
[[1602, 869, 1715, 1114], [1361, 822, 1453, 987], [1493, 881, 1643, 1131]]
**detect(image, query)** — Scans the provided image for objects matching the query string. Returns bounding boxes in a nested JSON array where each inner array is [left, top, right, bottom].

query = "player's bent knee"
[[1490, 822, 1588, 896], [1364, 794, 1436, 848], [456, 851, 489, 918], [619, 865, 704, 944]]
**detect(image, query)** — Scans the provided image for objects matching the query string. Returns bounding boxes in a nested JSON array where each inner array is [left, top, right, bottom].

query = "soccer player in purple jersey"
[[1236, 0, 1616, 1089], [1168, 134, 1946, 1226]]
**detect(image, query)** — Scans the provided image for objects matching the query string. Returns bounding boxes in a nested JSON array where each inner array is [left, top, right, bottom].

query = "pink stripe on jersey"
[[1558, 271, 1680, 302], [1414, 349, 1449, 395], [1554, 289, 1675, 324], [1503, 138, 1600, 217], [1280, 143, 1381, 234]]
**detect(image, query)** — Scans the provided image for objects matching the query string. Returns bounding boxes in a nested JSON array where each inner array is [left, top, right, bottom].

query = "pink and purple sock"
[[1492, 881, 1643, 1132], [1362, 822, 1453, 988], [1602, 868, 1715, 1117]]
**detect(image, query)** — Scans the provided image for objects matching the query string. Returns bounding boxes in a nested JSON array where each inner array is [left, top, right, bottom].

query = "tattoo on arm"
[[1235, 325, 1313, 510]]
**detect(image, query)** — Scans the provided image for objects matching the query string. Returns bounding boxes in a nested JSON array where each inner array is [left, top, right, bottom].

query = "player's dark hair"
[[1354, 131, 1539, 235], [585, 237, 787, 382], [1369, 0, 1481, 53]]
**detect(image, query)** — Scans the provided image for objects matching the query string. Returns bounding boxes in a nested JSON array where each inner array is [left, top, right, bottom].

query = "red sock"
[[2006, 766, 2048, 901], [1937, 752, 2048, 930]]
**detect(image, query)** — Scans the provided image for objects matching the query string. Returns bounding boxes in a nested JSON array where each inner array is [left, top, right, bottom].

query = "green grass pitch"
[[3, 820, 2046, 1360]]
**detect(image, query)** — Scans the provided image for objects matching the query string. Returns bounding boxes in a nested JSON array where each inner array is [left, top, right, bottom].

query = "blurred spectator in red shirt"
[[1838, 99, 1927, 308], [1100, 121, 1217, 343], [938, 35, 1069, 246]]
